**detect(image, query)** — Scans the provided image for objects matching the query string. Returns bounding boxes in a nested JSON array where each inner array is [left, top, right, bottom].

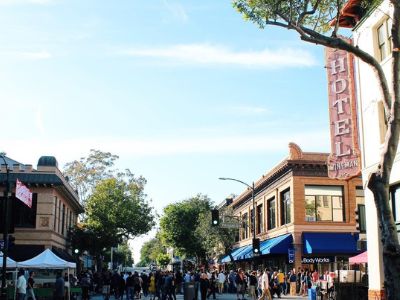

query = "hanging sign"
[[325, 39, 361, 179], [288, 249, 295, 264], [16, 179, 32, 208]]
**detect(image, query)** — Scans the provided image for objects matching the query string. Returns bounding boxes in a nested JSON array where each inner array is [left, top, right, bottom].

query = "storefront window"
[[390, 184, 400, 231], [268, 197, 276, 229], [305, 186, 344, 222], [241, 213, 248, 240], [281, 189, 291, 225], [256, 204, 263, 234]]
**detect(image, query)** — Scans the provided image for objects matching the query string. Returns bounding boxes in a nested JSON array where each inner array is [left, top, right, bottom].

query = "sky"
[[0, 0, 331, 263]]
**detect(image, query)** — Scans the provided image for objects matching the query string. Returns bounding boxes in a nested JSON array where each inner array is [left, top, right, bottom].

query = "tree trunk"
[[368, 174, 400, 300]]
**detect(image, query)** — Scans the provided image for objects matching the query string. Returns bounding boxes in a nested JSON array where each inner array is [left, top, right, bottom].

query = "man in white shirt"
[[257, 269, 271, 300], [217, 271, 226, 294], [17, 270, 27, 300]]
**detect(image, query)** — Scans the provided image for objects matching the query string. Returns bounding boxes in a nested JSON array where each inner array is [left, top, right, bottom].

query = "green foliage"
[[86, 177, 155, 241], [139, 236, 166, 266], [232, 0, 381, 34], [159, 194, 212, 260], [103, 242, 134, 268], [195, 207, 238, 259], [63, 149, 118, 205], [156, 253, 171, 267]]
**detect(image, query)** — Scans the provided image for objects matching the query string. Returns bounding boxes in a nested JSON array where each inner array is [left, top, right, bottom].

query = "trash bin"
[[308, 286, 317, 300], [184, 282, 195, 300]]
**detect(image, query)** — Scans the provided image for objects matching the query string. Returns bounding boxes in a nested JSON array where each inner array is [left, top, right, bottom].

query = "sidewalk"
[[89, 292, 309, 300]]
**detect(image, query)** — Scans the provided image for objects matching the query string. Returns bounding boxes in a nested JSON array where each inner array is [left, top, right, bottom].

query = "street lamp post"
[[0, 154, 10, 300], [219, 177, 257, 256]]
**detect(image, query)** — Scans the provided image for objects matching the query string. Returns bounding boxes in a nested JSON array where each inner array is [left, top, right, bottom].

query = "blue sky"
[[0, 0, 331, 262]]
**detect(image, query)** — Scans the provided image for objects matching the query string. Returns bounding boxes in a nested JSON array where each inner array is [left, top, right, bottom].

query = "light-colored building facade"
[[0, 155, 84, 261], [222, 143, 364, 273], [350, 1, 398, 298]]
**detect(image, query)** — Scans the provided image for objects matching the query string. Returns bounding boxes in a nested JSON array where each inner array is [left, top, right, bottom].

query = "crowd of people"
[[14, 266, 335, 299]]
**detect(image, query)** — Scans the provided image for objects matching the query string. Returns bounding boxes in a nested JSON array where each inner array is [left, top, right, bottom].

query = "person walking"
[[199, 273, 209, 300], [206, 272, 216, 300], [235, 269, 245, 300], [26, 271, 36, 300], [289, 269, 297, 296], [55, 272, 65, 300], [16, 270, 27, 300], [217, 271, 226, 294], [257, 269, 271, 300], [248, 271, 257, 300]]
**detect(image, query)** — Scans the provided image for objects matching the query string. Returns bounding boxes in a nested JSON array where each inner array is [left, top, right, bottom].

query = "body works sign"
[[325, 42, 361, 179]]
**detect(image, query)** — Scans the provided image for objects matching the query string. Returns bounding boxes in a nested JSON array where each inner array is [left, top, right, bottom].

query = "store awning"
[[221, 244, 251, 263], [303, 232, 359, 254], [349, 251, 368, 264], [243, 234, 293, 259]]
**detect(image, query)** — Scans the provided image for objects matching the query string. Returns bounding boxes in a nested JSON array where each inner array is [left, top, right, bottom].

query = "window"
[[390, 185, 400, 230], [250, 208, 254, 235], [377, 18, 392, 61], [61, 204, 65, 235], [281, 189, 291, 225], [357, 204, 366, 233], [267, 197, 276, 229], [241, 213, 249, 240], [58, 199, 61, 233], [305, 186, 344, 222], [13, 193, 38, 228], [256, 204, 263, 234], [53, 196, 57, 230]]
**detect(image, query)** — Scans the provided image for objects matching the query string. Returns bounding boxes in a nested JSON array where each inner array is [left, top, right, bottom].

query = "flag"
[[16, 179, 32, 208]]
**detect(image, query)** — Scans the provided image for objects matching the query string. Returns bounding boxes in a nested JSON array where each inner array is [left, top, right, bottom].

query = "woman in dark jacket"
[[200, 273, 210, 300], [206, 272, 216, 299]]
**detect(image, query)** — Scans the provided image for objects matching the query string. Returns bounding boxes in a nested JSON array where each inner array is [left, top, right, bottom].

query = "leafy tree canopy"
[[86, 177, 155, 242], [159, 194, 211, 260], [138, 236, 166, 267]]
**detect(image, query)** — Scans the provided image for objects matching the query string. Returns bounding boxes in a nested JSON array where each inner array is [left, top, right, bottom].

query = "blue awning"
[[243, 234, 293, 259], [221, 244, 251, 263], [303, 232, 359, 254]]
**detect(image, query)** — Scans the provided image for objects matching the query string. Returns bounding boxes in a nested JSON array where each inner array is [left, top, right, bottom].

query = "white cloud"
[[162, 0, 189, 22], [0, 50, 52, 60], [3, 130, 329, 166], [119, 44, 317, 68], [0, 0, 55, 4]]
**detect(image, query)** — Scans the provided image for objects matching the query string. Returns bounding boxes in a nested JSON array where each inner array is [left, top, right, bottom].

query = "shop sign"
[[325, 40, 361, 179], [288, 249, 295, 264], [301, 256, 334, 264]]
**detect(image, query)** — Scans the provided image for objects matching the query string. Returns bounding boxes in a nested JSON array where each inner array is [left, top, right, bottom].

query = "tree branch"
[[298, 0, 322, 25]]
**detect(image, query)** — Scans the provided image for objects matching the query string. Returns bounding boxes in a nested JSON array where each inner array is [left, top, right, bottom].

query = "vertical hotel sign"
[[325, 40, 361, 179]]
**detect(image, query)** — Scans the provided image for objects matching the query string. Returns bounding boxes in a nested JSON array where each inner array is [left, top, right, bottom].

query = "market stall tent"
[[349, 251, 368, 264], [17, 248, 75, 269], [0, 251, 17, 268]]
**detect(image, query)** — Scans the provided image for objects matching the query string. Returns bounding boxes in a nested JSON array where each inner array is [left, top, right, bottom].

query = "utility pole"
[[1, 154, 10, 300]]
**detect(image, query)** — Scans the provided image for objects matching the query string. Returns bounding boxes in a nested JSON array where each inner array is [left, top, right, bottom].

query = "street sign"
[[221, 215, 240, 229], [288, 249, 295, 264]]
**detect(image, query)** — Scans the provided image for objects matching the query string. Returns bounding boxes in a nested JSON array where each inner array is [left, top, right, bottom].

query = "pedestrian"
[[270, 272, 280, 299], [17, 270, 27, 300], [289, 269, 297, 296], [277, 270, 284, 295], [228, 270, 236, 293], [217, 271, 226, 294], [194, 270, 201, 300], [248, 271, 257, 300], [80, 273, 91, 300], [149, 273, 156, 300], [26, 271, 36, 300], [206, 272, 216, 299], [235, 269, 245, 300], [199, 273, 209, 300], [102, 270, 111, 300], [257, 269, 271, 300], [55, 272, 65, 300]]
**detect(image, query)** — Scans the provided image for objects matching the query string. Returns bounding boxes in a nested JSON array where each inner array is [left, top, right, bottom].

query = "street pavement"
[[90, 292, 310, 300]]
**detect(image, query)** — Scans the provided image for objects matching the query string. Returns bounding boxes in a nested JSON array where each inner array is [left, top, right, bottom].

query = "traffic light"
[[211, 209, 219, 226], [8, 235, 15, 249], [252, 238, 260, 254], [355, 207, 360, 231]]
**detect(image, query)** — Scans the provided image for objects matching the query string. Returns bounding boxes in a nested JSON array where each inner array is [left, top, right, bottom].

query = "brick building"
[[221, 143, 364, 273], [0, 155, 84, 261]]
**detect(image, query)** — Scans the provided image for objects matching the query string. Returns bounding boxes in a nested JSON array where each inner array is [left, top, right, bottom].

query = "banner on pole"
[[16, 179, 32, 208]]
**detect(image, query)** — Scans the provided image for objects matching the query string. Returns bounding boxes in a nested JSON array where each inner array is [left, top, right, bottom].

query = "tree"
[[232, 0, 399, 298], [63, 149, 119, 205], [159, 194, 212, 263], [138, 236, 166, 267], [86, 177, 155, 243], [195, 207, 238, 261], [156, 253, 171, 268]]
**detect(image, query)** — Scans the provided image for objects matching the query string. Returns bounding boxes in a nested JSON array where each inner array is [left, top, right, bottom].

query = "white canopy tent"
[[17, 248, 75, 269], [0, 251, 17, 268], [17, 248, 76, 300]]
